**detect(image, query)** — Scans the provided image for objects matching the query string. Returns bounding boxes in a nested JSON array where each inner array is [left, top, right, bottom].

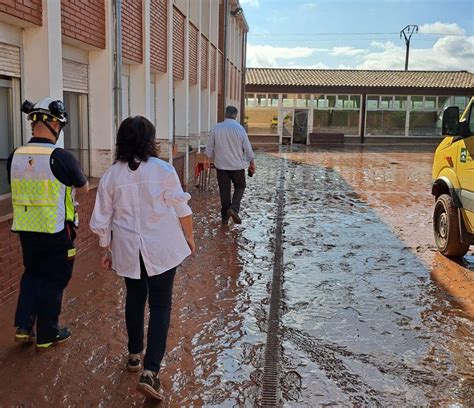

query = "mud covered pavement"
[[0, 146, 473, 406]]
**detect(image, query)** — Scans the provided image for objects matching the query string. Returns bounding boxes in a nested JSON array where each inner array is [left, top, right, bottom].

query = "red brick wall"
[[150, 0, 167, 73], [0, 220, 22, 305], [0, 0, 42, 26], [200, 35, 208, 89], [122, 0, 142, 63], [0, 189, 98, 306], [210, 45, 216, 92], [61, 0, 105, 49], [189, 23, 198, 85], [75, 189, 99, 256], [172, 6, 185, 81]]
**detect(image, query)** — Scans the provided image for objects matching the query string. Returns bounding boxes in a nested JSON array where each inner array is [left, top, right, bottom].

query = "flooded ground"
[[0, 146, 472, 406]]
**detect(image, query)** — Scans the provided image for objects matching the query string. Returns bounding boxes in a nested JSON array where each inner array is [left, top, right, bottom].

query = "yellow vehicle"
[[432, 97, 474, 257], [270, 115, 278, 128]]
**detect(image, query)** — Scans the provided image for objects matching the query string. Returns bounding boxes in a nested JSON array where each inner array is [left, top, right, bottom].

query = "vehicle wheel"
[[433, 194, 470, 258]]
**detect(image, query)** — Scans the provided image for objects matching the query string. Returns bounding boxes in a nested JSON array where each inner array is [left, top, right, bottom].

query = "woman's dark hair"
[[115, 116, 158, 170]]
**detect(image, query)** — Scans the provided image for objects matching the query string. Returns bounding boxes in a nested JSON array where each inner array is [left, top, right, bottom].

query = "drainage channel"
[[261, 157, 286, 407]]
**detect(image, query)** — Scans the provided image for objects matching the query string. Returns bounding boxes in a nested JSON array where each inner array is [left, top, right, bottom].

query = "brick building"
[[0, 0, 248, 305]]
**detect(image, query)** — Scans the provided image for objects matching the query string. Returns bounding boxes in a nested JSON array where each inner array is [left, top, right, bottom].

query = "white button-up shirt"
[[206, 118, 255, 170], [90, 158, 192, 279]]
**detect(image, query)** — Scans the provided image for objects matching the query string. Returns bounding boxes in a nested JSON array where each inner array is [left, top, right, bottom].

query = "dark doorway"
[[293, 109, 308, 143]]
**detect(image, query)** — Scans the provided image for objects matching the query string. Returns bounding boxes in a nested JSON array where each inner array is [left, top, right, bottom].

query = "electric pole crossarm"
[[400, 24, 418, 71]]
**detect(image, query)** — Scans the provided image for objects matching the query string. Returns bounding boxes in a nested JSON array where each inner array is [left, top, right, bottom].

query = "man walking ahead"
[[206, 106, 255, 224], [8, 98, 88, 350]]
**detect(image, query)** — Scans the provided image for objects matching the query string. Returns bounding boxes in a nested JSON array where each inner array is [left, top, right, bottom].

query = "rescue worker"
[[7, 97, 88, 350]]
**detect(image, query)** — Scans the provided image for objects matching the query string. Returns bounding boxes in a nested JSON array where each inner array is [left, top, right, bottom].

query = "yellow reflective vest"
[[11, 143, 77, 234]]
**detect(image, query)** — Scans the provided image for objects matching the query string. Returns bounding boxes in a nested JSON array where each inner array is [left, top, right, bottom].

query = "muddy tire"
[[433, 194, 469, 258]]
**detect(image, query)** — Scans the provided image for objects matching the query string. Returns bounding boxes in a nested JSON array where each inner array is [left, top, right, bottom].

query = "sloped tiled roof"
[[246, 68, 474, 90]]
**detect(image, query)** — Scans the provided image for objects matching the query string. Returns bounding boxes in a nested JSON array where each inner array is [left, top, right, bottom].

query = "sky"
[[239, 0, 474, 71]]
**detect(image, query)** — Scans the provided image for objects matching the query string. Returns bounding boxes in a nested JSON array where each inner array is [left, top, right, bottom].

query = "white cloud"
[[337, 64, 355, 70], [247, 44, 326, 67], [284, 62, 330, 69], [240, 0, 260, 8], [330, 46, 367, 57], [357, 35, 474, 71], [301, 2, 318, 10], [419, 22, 465, 36]]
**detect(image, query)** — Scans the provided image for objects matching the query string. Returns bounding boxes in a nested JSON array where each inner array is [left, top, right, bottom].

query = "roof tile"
[[246, 68, 474, 89]]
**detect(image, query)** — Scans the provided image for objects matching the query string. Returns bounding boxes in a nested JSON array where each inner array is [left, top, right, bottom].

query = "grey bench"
[[309, 133, 344, 147]]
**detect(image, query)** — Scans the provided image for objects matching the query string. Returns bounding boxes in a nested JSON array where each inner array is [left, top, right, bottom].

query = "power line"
[[248, 38, 444, 42], [250, 32, 470, 37]]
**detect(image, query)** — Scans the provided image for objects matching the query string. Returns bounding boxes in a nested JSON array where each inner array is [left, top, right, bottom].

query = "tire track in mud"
[[261, 158, 286, 407], [284, 326, 455, 405]]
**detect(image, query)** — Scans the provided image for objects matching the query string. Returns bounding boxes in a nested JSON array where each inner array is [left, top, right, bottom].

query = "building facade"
[[245, 68, 474, 145], [0, 0, 248, 305]]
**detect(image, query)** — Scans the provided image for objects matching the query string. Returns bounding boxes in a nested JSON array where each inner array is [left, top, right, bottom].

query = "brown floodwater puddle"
[[0, 147, 472, 406]]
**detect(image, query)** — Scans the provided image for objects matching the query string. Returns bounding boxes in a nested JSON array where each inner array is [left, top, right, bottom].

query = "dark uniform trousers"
[[14, 228, 74, 343]]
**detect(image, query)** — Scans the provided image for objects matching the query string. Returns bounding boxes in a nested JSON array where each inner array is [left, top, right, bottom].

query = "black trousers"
[[216, 168, 246, 219], [124, 255, 176, 372], [14, 229, 73, 344]]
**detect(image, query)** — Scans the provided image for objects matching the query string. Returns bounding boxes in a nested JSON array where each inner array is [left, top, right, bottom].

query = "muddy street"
[[0, 147, 473, 406]]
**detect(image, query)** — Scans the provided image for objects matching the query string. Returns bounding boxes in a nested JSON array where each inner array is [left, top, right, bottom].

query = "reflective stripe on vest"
[[11, 143, 76, 233]]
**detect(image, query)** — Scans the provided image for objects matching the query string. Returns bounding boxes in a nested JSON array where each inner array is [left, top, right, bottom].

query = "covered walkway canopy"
[[244, 68, 474, 144]]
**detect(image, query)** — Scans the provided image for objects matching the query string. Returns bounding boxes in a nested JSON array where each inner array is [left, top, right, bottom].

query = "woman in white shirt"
[[90, 116, 195, 401]]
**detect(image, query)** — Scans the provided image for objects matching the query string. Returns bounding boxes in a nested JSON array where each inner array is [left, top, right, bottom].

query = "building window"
[[296, 94, 311, 108], [336, 95, 349, 109], [411, 96, 424, 110], [245, 93, 256, 107], [314, 95, 327, 108], [256, 94, 267, 107], [366, 111, 407, 136], [63, 92, 90, 176], [367, 96, 379, 110], [269, 94, 279, 107], [327, 95, 336, 108], [380, 96, 393, 109], [366, 95, 407, 136], [0, 77, 21, 196], [350, 95, 361, 109], [453, 96, 469, 111], [282, 94, 297, 108], [393, 96, 407, 110], [425, 96, 436, 110]]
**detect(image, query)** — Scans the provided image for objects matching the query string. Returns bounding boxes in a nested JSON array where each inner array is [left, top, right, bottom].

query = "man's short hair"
[[225, 106, 238, 118]]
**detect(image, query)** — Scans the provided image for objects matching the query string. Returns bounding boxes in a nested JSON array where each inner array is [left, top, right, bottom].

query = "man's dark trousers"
[[14, 229, 73, 343], [216, 168, 246, 219]]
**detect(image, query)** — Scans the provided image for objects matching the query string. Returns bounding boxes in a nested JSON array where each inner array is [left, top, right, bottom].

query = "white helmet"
[[21, 97, 69, 126]]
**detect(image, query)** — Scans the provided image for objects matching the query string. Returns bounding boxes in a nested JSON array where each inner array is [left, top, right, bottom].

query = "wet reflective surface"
[[0, 146, 472, 406]]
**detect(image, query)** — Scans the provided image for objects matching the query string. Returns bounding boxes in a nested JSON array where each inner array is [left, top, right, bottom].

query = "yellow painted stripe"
[[15, 146, 55, 155]]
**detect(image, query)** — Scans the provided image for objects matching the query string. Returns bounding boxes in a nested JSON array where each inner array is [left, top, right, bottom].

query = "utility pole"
[[400, 25, 418, 71]]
